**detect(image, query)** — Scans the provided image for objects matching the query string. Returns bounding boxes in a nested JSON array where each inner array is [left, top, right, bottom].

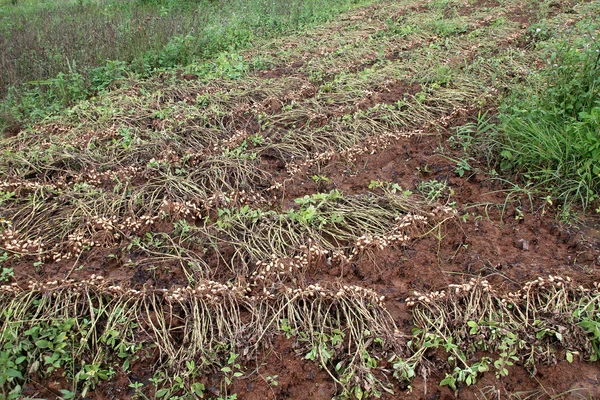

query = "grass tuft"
[[491, 31, 600, 210]]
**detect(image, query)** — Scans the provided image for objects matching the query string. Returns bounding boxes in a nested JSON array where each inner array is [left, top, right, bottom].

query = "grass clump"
[[492, 30, 600, 210]]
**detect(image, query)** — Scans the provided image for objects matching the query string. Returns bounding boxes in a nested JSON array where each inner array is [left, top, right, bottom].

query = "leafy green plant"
[[455, 158, 473, 178], [0, 350, 24, 399], [368, 180, 412, 197], [493, 333, 519, 378], [115, 127, 136, 150], [74, 362, 114, 397], [223, 140, 258, 160], [440, 358, 490, 390], [311, 174, 332, 184], [493, 37, 600, 209], [417, 179, 454, 203], [430, 18, 468, 37], [265, 374, 279, 387], [129, 381, 148, 400], [221, 352, 243, 386], [0, 252, 12, 282], [0, 316, 78, 398], [573, 298, 600, 361], [173, 219, 193, 237]]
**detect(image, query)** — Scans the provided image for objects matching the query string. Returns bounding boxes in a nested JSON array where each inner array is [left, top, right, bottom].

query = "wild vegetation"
[[480, 25, 600, 211], [1, 0, 599, 398], [0, 0, 368, 129]]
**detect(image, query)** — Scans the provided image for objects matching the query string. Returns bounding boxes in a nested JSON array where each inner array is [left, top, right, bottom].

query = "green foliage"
[[265, 374, 279, 387], [0, 252, 12, 282], [573, 298, 600, 362], [368, 180, 412, 197], [222, 136, 259, 160], [3, 71, 89, 123], [454, 157, 473, 178], [417, 179, 453, 203], [494, 36, 600, 209], [289, 190, 346, 227], [379, 19, 419, 37], [389, 355, 416, 383], [149, 360, 207, 399], [439, 358, 490, 390], [429, 18, 468, 37], [90, 60, 131, 91], [221, 352, 243, 386], [0, 301, 141, 398], [173, 219, 193, 237], [1, 317, 79, 398]]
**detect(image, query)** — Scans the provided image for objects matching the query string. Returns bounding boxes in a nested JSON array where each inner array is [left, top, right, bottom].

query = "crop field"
[[1, 0, 600, 398]]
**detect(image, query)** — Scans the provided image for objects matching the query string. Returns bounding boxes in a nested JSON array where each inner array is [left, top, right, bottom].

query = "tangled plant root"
[[3, 276, 599, 396], [209, 191, 443, 279], [0, 278, 405, 397], [404, 276, 600, 388]]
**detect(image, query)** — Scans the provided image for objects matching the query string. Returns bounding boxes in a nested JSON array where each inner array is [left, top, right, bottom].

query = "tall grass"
[[493, 28, 600, 210], [0, 0, 365, 91], [0, 0, 367, 131]]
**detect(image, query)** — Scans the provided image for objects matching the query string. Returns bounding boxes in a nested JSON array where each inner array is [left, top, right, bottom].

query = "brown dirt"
[[229, 337, 338, 400], [4, 0, 600, 399]]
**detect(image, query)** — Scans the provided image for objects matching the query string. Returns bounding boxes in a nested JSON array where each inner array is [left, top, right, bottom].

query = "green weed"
[[493, 33, 600, 209], [0, 252, 12, 282]]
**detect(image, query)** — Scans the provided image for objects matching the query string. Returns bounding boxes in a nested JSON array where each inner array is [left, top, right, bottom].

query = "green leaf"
[[4, 369, 23, 379], [191, 382, 205, 396], [59, 389, 76, 399], [227, 353, 238, 365], [186, 360, 195, 371], [467, 320, 479, 334], [566, 351, 573, 363], [555, 332, 563, 342], [8, 385, 22, 400], [155, 388, 170, 398], [354, 385, 364, 399], [35, 340, 50, 349], [500, 160, 513, 170], [305, 348, 317, 361], [440, 374, 456, 390]]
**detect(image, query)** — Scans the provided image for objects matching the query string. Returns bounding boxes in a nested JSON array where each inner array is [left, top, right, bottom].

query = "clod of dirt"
[[514, 238, 531, 251]]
